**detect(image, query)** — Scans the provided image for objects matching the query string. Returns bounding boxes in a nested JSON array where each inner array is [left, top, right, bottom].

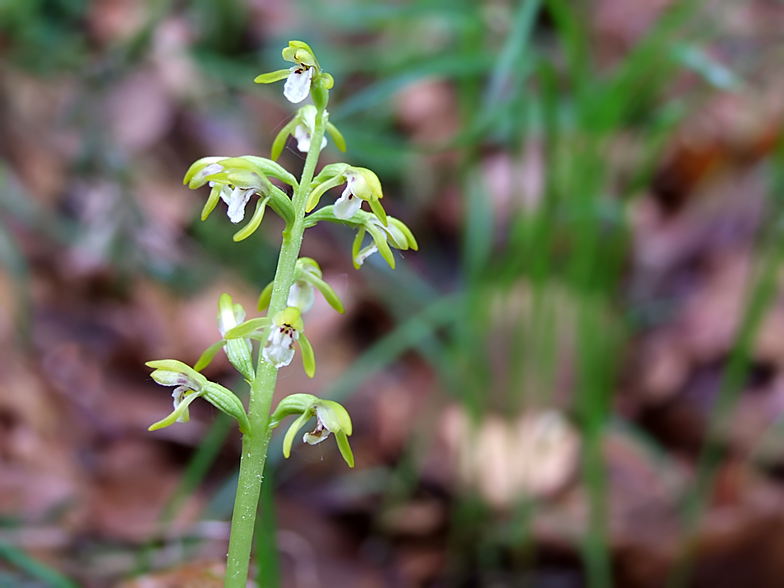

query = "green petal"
[[326, 122, 346, 152], [194, 339, 228, 372], [298, 333, 315, 378], [254, 69, 291, 84], [233, 198, 268, 242]]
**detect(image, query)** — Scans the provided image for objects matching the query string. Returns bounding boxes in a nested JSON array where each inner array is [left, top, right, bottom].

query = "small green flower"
[[183, 156, 296, 239], [270, 394, 354, 467], [306, 164, 387, 225], [146, 360, 250, 434], [258, 257, 344, 315], [254, 41, 334, 107], [304, 208, 418, 269], [262, 307, 316, 377], [270, 105, 346, 161]]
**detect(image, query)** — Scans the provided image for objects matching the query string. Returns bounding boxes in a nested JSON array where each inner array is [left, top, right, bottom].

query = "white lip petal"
[[284, 66, 314, 103], [294, 125, 311, 152], [355, 244, 379, 266], [225, 187, 252, 223], [263, 344, 296, 368], [334, 186, 362, 219]]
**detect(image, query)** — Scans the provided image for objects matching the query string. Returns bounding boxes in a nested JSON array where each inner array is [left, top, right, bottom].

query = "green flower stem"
[[224, 104, 329, 588]]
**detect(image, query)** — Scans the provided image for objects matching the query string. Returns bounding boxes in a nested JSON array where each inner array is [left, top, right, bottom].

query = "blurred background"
[[2, 0, 784, 586]]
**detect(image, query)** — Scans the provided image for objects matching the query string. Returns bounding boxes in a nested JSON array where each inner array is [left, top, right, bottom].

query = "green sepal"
[[254, 69, 291, 84], [352, 227, 366, 269], [239, 156, 298, 188], [201, 184, 222, 221], [310, 163, 347, 186], [335, 431, 354, 467], [184, 156, 224, 188], [269, 393, 318, 428], [367, 224, 396, 268], [325, 122, 346, 152], [233, 197, 268, 242], [301, 272, 344, 313], [306, 175, 343, 212], [271, 120, 298, 161], [352, 167, 383, 201], [389, 217, 418, 250], [298, 332, 315, 378], [257, 282, 273, 311], [283, 44, 318, 68], [146, 360, 206, 387], [283, 412, 311, 458], [202, 382, 251, 434], [225, 317, 272, 339], [148, 392, 201, 431], [369, 198, 388, 227], [194, 339, 228, 372]]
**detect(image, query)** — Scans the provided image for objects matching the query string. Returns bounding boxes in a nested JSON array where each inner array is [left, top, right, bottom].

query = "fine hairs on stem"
[[145, 40, 418, 587]]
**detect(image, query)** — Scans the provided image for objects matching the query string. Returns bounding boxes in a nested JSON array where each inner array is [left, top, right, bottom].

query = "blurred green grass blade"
[[0, 542, 78, 588], [333, 53, 492, 119], [668, 138, 784, 588], [483, 0, 542, 110], [462, 170, 494, 282], [135, 412, 234, 573]]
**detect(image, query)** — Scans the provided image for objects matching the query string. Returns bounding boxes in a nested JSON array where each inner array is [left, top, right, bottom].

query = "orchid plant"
[[145, 41, 417, 586]]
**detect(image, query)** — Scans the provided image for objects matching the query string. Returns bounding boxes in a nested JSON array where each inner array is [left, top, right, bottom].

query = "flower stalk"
[[223, 102, 328, 588]]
